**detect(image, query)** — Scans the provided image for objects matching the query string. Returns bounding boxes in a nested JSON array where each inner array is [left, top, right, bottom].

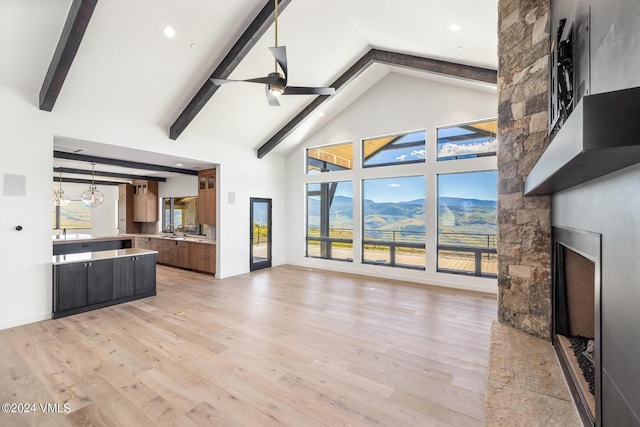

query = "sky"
[[363, 176, 425, 203], [311, 170, 496, 203], [438, 170, 497, 201]]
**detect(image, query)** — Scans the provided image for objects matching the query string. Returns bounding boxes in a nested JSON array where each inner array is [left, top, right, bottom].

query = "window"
[[52, 201, 91, 230], [437, 118, 497, 161], [363, 130, 425, 168], [306, 181, 353, 261], [437, 171, 497, 277], [306, 142, 353, 174], [362, 176, 426, 269], [162, 197, 201, 234]]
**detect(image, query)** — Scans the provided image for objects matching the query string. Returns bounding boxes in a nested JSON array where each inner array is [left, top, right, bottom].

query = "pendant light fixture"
[[81, 163, 104, 207], [52, 170, 71, 207]]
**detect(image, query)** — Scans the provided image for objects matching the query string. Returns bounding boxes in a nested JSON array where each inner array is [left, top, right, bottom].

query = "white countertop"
[[52, 248, 157, 265], [52, 233, 92, 241]]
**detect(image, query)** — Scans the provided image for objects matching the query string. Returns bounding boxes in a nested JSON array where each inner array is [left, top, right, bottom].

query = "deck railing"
[[306, 228, 497, 276]]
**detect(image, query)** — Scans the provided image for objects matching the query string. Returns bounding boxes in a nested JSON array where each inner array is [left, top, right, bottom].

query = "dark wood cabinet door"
[[135, 254, 156, 295], [113, 257, 135, 299], [55, 263, 88, 312], [87, 259, 113, 305]]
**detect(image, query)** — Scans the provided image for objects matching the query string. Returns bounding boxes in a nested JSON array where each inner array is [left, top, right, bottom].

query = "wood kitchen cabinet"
[[118, 184, 141, 233], [158, 239, 178, 266], [176, 240, 190, 268], [132, 180, 159, 222], [133, 236, 215, 274], [190, 242, 216, 274], [197, 168, 216, 225]]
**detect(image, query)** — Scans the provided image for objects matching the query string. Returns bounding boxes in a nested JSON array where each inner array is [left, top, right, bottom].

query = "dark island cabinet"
[[113, 257, 135, 299], [87, 259, 114, 305], [55, 262, 89, 312], [53, 251, 156, 319], [134, 254, 156, 294], [113, 254, 156, 298]]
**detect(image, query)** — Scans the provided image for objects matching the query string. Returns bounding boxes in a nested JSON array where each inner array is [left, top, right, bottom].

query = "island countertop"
[[52, 234, 134, 245], [52, 248, 157, 265]]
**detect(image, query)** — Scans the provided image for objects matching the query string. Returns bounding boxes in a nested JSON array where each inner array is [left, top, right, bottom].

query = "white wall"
[[52, 182, 118, 237], [0, 83, 286, 330], [0, 85, 53, 329], [285, 72, 499, 293]]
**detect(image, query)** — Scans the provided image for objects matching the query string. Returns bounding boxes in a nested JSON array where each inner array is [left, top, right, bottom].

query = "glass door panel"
[[250, 198, 272, 271]]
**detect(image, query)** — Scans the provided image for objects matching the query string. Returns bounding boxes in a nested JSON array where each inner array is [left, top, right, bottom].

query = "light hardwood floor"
[[0, 265, 496, 426]]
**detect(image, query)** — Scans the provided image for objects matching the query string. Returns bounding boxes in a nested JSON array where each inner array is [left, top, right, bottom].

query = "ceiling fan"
[[210, 0, 336, 106]]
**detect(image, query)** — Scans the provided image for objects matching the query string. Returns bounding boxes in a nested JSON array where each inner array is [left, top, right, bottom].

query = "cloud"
[[395, 149, 426, 162], [438, 139, 498, 158], [388, 183, 401, 187]]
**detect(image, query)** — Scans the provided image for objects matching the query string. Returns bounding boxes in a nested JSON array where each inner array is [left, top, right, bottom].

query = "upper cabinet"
[[198, 168, 216, 225], [118, 184, 141, 233], [132, 180, 159, 222]]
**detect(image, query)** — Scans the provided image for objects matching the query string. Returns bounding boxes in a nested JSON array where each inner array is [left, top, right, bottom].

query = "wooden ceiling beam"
[[53, 151, 198, 175], [169, 0, 293, 140], [54, 167, 167, 182], [257, 49, 497, 158], [39, 0, 98, 111]]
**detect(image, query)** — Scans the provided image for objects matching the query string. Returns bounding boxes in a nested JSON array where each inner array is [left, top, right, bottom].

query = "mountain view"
[[307, 195, 497, 244]]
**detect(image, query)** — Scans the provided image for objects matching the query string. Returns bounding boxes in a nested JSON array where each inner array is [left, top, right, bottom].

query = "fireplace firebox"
[[552, 226, 601, 426]]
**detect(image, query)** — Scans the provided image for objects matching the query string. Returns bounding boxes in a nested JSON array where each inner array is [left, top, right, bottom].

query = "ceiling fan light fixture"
[[268, 84, 284, 96]]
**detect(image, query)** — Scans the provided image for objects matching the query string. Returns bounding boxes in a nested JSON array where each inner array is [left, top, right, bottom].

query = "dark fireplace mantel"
[[525, 86, 640, 195]]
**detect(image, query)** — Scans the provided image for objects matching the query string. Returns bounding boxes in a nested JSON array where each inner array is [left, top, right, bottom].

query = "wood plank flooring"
[[0, 265, 496, 426]]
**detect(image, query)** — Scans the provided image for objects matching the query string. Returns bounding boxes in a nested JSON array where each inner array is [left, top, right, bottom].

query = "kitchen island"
[[52, 248, 156, 319]]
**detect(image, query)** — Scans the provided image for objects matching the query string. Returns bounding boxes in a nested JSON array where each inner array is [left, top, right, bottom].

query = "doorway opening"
[[250, 198, 272, 271]]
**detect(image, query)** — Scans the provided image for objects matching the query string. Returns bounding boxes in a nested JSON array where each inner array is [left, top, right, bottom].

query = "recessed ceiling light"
[[190, 43, 197, 49], [457, 46, 464, 51], [176, 163, 183, 167], [449, 24, 461, 31], [133, 171, 141, 175], [163, 26, 176, 38], [318, 112, 325, 117]]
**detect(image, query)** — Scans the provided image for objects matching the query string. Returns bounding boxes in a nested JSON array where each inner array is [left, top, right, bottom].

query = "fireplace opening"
[[552, 227, 601, 426]]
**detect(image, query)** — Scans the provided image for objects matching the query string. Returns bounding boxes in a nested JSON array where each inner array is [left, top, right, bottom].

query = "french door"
[[250, 198, 272, 271]]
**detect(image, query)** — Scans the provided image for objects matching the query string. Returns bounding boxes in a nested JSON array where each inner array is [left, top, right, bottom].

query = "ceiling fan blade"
[[269, 46, 288, 83], [210, 76, 278, 86], [265, 86, 281, 106], [283, 86, 336, 96]]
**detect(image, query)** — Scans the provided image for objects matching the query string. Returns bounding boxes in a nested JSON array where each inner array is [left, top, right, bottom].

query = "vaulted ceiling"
[[0, 0, 498, 158]]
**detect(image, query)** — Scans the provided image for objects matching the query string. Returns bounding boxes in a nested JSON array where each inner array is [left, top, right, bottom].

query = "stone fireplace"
[[498, 0, 640, 425]]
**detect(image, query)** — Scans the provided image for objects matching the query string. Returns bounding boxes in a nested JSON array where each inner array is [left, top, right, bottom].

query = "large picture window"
[[437, 171, 497, 277], [362, 176, 426, 269], [306, 181, 353, 261], [437, 118, 497, 161], [363, 130, 425, 168]]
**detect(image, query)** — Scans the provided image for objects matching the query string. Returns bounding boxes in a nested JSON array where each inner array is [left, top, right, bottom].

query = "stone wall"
[[497, 0, 552, 339]]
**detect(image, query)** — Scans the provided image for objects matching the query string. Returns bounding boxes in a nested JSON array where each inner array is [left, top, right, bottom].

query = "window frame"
[[362, 129, 426, 169]]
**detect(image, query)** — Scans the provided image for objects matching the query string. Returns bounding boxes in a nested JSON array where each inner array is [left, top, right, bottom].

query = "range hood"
[[525, 86, 640, 195]]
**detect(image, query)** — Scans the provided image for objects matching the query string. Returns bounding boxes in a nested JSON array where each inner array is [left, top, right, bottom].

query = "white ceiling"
[[1, 0, 498, 160]]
